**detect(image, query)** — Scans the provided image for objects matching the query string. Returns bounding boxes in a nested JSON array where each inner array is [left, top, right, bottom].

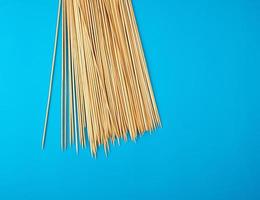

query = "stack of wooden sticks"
[[42, 0, 161, 156]]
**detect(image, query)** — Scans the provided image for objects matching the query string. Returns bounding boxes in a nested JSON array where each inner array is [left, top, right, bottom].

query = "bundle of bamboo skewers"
[[42, 0, 161, 156]]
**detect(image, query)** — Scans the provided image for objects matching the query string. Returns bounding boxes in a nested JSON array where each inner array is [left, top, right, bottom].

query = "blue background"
[[0, 0, 259, 199]]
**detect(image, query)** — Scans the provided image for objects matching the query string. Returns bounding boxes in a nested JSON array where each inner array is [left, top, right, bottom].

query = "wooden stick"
[[61, 0, 65, 150], [43, 0, 161, 155], [42, 0, 62, 149]]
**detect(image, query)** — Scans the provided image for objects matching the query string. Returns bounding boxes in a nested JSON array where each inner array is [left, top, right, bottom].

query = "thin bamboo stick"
[[43, 0, 161, 155], [42, 0, 62, 149]]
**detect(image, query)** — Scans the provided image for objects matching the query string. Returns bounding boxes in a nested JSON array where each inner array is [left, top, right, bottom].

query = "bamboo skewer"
[[61, 0, 65, 150], [42, 0, 62, 149], [42, 0, 161, 156]]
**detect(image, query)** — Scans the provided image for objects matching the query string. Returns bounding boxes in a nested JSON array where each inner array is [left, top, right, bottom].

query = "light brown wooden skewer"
[[44, 0, 161, 155], [42, 0, 62, 149]]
